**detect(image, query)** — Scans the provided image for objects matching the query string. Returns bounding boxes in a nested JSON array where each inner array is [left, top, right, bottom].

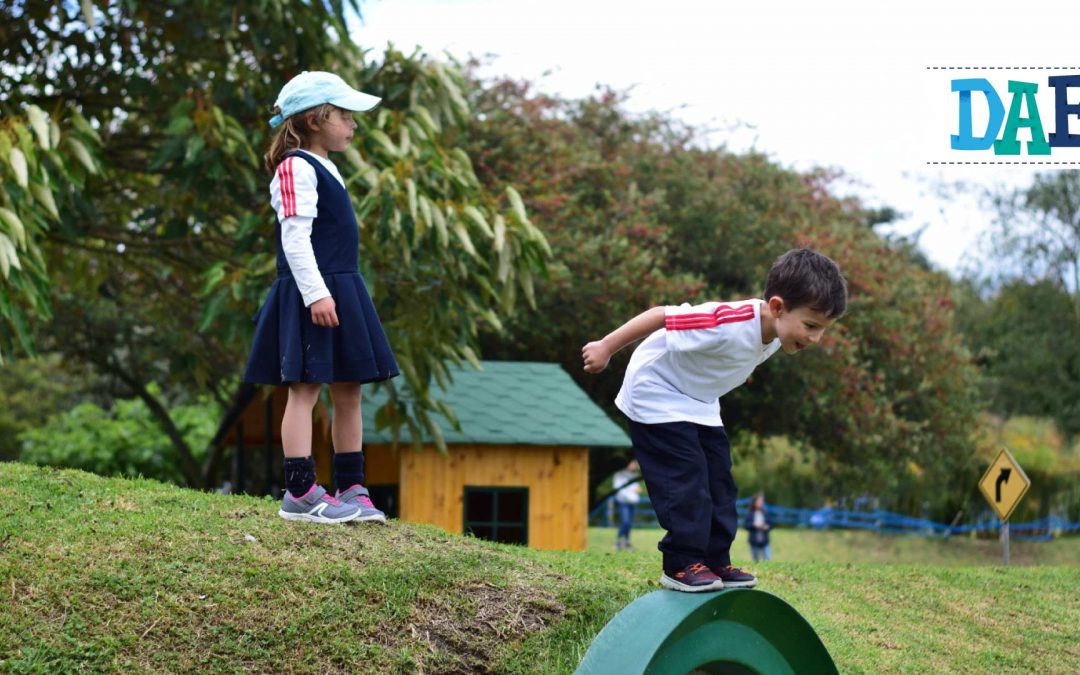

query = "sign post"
[[977, 448, 1031, 566]]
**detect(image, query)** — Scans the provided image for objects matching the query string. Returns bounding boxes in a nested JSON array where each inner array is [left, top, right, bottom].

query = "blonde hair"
[[264, 103, 339, 173]]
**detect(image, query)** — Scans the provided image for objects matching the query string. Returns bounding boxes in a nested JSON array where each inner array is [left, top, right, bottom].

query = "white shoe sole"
[[659, 574, 724, 592], [278, 509, 362, 524], [354, 512, 387, 523]]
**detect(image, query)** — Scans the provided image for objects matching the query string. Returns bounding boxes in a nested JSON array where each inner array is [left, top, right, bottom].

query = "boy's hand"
[[582, 340, 612, 374], [310, 296, 339, 327]]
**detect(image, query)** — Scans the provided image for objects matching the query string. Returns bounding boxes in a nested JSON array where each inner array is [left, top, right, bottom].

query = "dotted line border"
[[926, 66, 1080, 70], [925, 161, 1080, 165]]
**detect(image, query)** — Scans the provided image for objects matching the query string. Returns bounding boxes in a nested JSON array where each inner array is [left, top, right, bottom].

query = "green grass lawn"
[[2, 463, 1078, 673]]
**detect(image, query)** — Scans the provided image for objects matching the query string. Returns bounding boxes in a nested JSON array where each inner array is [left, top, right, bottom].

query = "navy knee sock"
[[284, 456, 316, 498], [333, 451, 366, 492]]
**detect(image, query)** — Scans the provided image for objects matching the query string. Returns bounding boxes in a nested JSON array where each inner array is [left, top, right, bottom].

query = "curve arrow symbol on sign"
[[996, 468, 1011, 502]]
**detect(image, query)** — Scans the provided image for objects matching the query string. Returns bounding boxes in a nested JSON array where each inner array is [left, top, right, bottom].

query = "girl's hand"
[[310, 296, 339, 327], [582, 340, 612, 374]]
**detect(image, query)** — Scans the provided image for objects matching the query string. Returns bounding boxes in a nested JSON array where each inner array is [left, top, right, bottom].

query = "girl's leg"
[[280, 383, 322, 498], [763, 544, 772, 561], [329, 382, 366, 491], [281, 383, 322, 458], [329, 382, 363, 453], [326, 383, 385, 521]]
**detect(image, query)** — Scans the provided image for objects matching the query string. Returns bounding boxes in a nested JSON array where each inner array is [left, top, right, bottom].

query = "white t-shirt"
[[269, 150, 348, 307], [613, 469, 641, 504], [614, 299, 781, 426]]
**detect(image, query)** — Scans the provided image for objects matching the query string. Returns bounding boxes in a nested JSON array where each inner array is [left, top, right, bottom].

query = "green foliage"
[[731, 434, 828, 508], [466, 84, 704, 413], [1, 1, 547, 482], [18, 385, 220, 484], [0, 354, 95, 461], [956, 278, 1080, 437], [0, 103, 100, 363]]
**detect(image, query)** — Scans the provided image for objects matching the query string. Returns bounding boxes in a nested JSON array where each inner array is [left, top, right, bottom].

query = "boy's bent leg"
[[628, 420, 712, 571], [699, 425, 739, 568]]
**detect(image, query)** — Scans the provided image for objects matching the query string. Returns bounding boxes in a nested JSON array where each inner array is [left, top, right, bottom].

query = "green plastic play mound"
[[575, 589, 837, 675]]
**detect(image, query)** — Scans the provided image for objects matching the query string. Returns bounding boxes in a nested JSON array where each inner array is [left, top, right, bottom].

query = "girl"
[[243, 71, 399, 524], [744, 493, 772, 562]]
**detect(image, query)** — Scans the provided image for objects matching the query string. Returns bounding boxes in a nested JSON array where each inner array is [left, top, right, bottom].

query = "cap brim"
[[331, 89, 381, 113]]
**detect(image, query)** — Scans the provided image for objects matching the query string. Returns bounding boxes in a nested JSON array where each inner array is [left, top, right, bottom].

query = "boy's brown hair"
[[762, 248, 847, 318]]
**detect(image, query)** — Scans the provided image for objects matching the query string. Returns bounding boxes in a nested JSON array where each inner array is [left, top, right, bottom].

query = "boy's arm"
[[582, 306, 665, 373]]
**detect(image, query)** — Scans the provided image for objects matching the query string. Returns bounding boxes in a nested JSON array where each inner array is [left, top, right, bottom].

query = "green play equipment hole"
[[575, 589, 837, 675]]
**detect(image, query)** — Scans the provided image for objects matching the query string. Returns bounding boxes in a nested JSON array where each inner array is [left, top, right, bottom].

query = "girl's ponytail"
[[265, 107, 304, 173]]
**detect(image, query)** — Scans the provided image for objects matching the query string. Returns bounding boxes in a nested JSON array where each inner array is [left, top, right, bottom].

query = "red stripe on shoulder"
[[665, 303, 755, 331]]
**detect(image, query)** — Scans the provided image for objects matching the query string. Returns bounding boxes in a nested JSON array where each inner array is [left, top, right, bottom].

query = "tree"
[[1, 2, 547, 486], [955, 278, 1080, 438], [989, 171, 1080, 321]]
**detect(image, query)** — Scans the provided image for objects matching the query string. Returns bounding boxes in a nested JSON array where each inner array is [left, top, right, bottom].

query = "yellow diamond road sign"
[[978, 448, 1031, 521]]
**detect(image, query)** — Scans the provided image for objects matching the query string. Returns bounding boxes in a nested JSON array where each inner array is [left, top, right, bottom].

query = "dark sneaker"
[[713, 564, 757, 588], [335, 484, 387, 523], [660, 563, 724, 592], [279, 484, 361, 524]]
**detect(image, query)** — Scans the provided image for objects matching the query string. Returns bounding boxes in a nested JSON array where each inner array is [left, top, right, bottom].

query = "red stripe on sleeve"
[[665, 304, 755, 331], [278, 158, 296, 217]]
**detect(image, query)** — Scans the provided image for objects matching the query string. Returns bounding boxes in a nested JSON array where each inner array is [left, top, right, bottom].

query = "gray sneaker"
[[279, 484, 361, 524], [336, 485, 387, 522]]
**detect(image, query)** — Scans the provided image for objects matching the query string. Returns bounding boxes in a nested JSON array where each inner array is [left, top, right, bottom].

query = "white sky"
[[349, 0, 1080, 276]]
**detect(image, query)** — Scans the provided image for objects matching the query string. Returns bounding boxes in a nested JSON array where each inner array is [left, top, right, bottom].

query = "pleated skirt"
[[243, 272, 399, 385]]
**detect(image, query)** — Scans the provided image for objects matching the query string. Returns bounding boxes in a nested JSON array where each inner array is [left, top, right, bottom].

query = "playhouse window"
[[463, 487, 528, 545]]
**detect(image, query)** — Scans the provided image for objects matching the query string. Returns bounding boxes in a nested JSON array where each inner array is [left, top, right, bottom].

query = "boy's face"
[[768, 297, 835, 354]]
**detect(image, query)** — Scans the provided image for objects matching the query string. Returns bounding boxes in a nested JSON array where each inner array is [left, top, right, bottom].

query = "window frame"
[[463, 486, 529, 546]]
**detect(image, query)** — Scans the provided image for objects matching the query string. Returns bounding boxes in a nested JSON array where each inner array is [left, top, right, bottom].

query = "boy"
[[582, 249, 846, 592]]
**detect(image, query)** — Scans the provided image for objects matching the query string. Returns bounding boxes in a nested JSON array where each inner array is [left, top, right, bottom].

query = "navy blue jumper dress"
[[243, 151, 399, 385]]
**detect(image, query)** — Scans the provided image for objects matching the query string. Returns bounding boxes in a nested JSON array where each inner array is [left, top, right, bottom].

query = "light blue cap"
[[269, 71, 381, 128]]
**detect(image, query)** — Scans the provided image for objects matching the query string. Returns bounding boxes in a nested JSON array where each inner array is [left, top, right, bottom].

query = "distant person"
[[244, 71, 399, 523], [744, 494, 773, 562], [613, 459, 642, 551], [582, 249, 846, 592]]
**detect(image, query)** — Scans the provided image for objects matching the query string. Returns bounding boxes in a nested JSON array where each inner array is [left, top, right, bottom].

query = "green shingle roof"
[[361, 361, 630, 448]]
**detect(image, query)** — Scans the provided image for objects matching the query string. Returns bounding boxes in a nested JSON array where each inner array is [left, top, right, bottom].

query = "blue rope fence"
[[590, 496, 1080, 541]]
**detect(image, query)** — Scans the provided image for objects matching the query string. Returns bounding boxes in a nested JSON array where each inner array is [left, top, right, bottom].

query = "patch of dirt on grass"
[[407, 579, 567, 673]]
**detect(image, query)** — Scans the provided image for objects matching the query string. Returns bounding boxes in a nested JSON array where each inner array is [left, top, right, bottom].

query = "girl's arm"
[[274, 156, 337, 327], [582, 306, 665, 373]]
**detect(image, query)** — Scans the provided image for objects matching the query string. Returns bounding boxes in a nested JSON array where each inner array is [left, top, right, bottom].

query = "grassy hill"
[[2, 463, 1077, 673]]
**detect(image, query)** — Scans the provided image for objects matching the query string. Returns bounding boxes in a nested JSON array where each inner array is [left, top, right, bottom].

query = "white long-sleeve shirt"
[[268, 150, 348, 307]]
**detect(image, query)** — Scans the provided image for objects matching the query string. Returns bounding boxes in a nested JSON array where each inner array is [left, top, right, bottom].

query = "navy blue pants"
[[628, 420, 738, 570], [616, 501, 636, 540]]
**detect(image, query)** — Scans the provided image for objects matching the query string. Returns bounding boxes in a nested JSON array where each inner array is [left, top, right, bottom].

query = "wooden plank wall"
[[363, 444, 401, 485], [378, 444, 588, 551]]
